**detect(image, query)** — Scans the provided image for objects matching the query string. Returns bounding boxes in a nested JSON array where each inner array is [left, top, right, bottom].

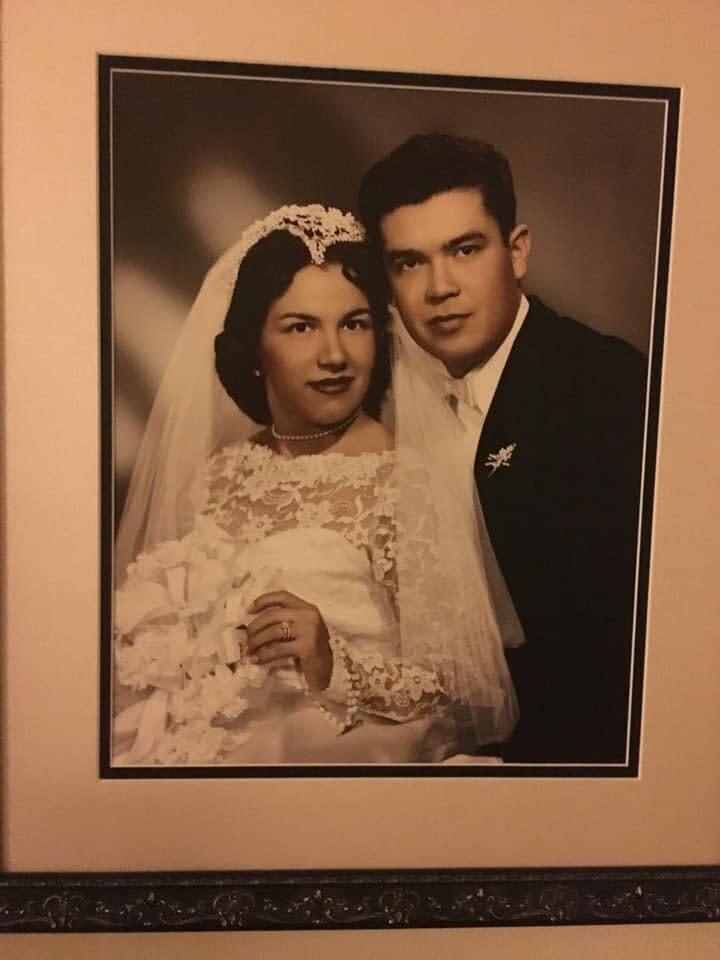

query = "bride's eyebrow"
[[278, 311, 317, 321]]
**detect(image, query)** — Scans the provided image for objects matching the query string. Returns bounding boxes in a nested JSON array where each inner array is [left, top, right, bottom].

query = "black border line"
[[98, 53, 680, 101], [98, 53, 114, 786]]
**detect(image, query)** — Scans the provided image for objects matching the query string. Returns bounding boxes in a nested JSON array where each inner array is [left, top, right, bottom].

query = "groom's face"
[[380, 188, 530, 378]]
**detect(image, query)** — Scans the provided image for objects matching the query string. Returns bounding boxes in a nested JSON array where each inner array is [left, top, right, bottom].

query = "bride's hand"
[[246, 590, 333, 691]]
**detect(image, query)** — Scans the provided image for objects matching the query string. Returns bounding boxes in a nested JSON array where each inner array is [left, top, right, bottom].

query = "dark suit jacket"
[[475, 296, 647, 764]]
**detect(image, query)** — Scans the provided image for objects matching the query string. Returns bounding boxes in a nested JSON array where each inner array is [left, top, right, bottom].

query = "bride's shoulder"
[[203, 437, 272, 478], [367, 420, 394, 454], [389, 447, 431, 487], [345, 416, 394, 455]]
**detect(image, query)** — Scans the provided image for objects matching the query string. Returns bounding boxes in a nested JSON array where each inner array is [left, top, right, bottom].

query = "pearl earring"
[[253, 368, 262, 377]]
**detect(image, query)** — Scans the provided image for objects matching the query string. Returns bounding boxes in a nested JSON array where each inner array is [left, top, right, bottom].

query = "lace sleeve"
[[322, 633, 453, 721], [322, 451, 516, 749], [182, 445, 249, 535], [318, 456, 457, 723]]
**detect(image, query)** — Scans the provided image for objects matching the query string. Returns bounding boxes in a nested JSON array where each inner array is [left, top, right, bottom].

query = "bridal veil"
[[114, 204, 522, 751]]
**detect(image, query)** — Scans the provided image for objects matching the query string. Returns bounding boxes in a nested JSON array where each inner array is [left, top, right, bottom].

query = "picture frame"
[[2, 866, 720, 932], [103, 55, 663, 779], [2, 7, 719, 941]]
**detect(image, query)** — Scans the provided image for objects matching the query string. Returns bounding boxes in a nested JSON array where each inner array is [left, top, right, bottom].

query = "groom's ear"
[[508, 224, 531, 280]]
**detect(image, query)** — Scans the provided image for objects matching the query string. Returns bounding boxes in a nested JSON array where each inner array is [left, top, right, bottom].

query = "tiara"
[[221, 204, 366, 291]]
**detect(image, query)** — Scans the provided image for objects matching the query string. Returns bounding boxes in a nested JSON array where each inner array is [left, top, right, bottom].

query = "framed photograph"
[[2, 7, 719, 939], [102, 56, 667, 780]]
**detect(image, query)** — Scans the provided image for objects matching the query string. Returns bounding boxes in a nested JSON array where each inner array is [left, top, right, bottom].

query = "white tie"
[[444, 377, 485, 472], [445, 377, 484, 419]]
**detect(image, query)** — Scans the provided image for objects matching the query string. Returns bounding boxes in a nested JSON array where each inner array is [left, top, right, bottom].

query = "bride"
[[112, 204, 521, 766]]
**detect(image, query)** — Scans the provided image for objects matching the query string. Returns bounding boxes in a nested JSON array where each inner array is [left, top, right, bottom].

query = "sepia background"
[[3, 0, 720, 957], [112, 70, 666, 511]]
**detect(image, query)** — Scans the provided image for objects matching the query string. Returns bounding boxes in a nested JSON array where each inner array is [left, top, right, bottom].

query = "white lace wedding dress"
[[114, 441, 504, 765], [192, 441, 470, 764]]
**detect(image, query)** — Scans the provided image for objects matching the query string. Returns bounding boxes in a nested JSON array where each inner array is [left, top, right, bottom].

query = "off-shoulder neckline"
[[234, 440, 395, 465]]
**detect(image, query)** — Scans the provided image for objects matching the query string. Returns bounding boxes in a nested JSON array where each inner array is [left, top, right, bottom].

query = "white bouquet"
[[113, 516, 276, 765]]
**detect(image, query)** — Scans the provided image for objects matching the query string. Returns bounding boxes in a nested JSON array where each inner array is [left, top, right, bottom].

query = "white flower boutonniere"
[[485, 443, 517, 476]]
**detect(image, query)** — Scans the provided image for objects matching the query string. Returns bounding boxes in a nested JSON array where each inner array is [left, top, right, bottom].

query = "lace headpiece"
[[222, 204, 366, 291]]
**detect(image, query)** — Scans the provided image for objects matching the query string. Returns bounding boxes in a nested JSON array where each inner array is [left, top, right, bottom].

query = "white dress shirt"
[[440, 294, 529, 471]]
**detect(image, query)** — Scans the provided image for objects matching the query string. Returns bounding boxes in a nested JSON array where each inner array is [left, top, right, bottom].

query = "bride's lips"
[[308, 376, 355, 394], [428, 312, 470, 334]]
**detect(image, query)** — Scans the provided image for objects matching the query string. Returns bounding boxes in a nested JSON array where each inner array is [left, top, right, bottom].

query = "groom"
[[358, 134, 647, 764]]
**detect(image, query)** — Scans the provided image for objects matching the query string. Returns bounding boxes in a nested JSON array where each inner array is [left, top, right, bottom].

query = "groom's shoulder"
[[524, 295, 646, 387]]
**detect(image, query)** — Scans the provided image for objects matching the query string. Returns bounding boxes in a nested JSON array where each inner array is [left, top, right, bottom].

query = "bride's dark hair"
[[215, 230, 391, 424]]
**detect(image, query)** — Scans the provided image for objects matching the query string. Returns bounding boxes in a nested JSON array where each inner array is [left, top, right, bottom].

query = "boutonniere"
[[485, 443, 517, 476]]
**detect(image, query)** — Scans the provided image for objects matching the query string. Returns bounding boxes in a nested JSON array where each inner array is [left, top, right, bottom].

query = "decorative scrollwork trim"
[[1, 867, 719, 932]]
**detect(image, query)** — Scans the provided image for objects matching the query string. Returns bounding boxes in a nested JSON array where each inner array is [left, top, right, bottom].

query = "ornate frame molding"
[[1, 868, 719, 932]]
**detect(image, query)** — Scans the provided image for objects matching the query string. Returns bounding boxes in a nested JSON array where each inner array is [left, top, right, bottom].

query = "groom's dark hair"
[[358, 133, 517, 248]]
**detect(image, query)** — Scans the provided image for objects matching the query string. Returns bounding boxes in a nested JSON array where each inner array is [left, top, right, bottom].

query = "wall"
[[2, 0, 719, 956], [2, 924, 720, 958]]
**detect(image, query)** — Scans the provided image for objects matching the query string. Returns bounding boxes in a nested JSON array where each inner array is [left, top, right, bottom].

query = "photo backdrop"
[[111, 68, 667, 511]]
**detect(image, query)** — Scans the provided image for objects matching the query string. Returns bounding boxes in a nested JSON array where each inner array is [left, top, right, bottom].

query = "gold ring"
[[280, 620, 293, 642]]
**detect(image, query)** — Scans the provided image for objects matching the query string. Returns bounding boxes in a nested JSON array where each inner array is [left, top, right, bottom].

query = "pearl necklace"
[[270, 407, 361, 442]]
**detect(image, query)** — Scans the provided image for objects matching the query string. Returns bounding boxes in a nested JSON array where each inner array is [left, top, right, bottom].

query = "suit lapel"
[[476, 297, 551, 486]]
